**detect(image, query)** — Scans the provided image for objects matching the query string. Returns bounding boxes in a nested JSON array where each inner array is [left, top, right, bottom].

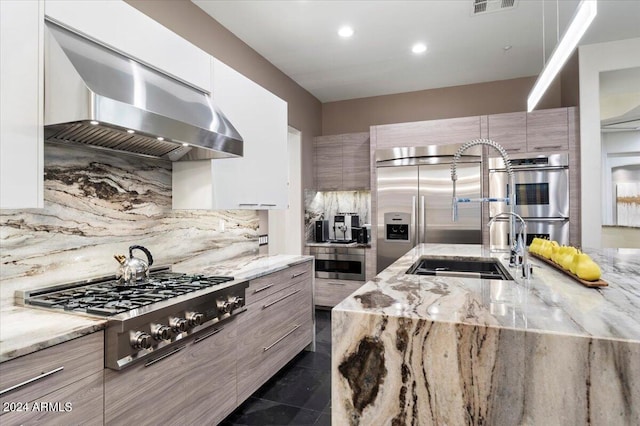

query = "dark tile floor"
[[221, 309, 332, 426]]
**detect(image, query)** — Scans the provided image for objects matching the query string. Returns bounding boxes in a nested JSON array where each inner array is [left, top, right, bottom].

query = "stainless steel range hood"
[[44, 20, 243, 161]]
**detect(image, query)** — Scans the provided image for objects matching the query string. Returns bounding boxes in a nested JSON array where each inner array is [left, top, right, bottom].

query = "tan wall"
[[322, 76, 567, 135], [125, 0, 322, 193]]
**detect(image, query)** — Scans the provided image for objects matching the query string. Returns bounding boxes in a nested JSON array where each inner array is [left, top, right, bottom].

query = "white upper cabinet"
[[173, 59, 289, 210], [0, 0, 44, 209], [44, 0, 212, 92]]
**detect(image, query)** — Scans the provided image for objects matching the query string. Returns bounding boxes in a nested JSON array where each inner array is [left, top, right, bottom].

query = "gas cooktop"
[[22, 272, 234, 316]]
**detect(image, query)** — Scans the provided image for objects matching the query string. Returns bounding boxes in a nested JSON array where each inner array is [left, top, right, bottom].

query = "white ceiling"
[[193, 0, 640, 103]]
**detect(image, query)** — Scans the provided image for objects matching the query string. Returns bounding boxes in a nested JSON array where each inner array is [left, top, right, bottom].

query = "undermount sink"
[[406, 256, 514, 280]]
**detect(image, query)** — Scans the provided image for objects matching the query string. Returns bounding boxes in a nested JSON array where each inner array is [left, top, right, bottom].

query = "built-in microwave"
[[309, 247, 365, 281]]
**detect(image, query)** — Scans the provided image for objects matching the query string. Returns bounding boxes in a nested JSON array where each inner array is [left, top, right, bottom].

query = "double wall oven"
[[489, 153, 570, 247]]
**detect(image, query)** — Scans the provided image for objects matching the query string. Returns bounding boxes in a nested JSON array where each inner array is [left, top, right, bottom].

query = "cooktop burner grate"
[[26, 272, 234, 316]]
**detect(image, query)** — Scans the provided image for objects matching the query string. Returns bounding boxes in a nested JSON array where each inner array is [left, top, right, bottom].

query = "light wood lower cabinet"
[[237, 277, 314, 403], [0, 332, 104, 426], [104, 318, 238, 426], [184, 319, 238, 425], [104, 340, 189, 426], [314, 278, 365, 307], [0, 372, 103, 426]]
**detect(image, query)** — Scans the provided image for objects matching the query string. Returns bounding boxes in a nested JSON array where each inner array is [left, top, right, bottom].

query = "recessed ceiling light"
[[157, 137, 164, 141], [182, 142, 189, 147], [127, 129, 135, 134], [89, 120, 99, 125], [411, 43, 427, 54], [338, 26, 354, 38], [503, 45, 513, 51]]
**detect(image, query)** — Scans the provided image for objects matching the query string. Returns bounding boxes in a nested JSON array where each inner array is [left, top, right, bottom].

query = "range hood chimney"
[[44, 20, 243, 161]]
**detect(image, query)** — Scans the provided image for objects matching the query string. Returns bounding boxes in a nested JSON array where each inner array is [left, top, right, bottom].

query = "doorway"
[[268, 127, 302, 255]]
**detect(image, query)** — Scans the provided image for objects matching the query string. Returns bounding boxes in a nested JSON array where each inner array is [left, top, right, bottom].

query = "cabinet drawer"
[[237, 309, 313, 402], [242, 280, 312, 342], [0, 332, 103, 406], [315, 278, 364, 307], [1, 371, 103, 426], [245, 260, 312, 305], [105, 339, 189, 425]]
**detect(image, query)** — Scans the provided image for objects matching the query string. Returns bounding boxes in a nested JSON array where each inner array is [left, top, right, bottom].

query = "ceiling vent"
[[472, 0, 518, 15]]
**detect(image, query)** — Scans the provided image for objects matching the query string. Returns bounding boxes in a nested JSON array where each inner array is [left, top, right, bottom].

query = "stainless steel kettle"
[[114, 245, 154, 286]]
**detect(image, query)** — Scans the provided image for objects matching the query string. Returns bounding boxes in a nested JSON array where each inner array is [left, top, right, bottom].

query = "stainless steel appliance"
[[16, 268, 247, 370], [310, 246, 365, 281], [315, 220, 329, 242], [376, 144, 482, 273], [489, 153, 569, 247], [43, 20, 243, 161], [114, 245, 154, 286], [332, 213, 359, 242]]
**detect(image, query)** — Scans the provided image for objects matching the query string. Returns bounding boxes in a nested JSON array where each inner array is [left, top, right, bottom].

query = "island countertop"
[[334, 243, 640, 342], [332, 244, 640, 425]]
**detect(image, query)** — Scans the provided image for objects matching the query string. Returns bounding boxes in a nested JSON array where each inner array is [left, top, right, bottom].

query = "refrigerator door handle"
[[420, 195, 425, 244], [411, 195, 417, 245]]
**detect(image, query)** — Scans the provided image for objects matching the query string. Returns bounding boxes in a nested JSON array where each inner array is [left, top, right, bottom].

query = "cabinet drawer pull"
[[262, 289, 301, 309], [0, 366, 64, 396], [144, 346, 185, 367], [261, 203, 277, 207], [263, 324, 301, 352], [239, 203, 259, 206], [194, 327, 222, 344], [328, 282, 346, 286], [506, 148, 521, 152], [533, 145, 563, 150], [291, 270, 307, 278], [254, 284, 274, 294]]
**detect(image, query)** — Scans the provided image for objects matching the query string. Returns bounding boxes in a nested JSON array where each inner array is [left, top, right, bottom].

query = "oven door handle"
[[492, 166, 568, 173], [489, 217, 568, 222]]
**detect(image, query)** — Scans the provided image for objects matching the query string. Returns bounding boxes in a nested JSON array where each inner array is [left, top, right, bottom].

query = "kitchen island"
[[332, 244, 640, 425]]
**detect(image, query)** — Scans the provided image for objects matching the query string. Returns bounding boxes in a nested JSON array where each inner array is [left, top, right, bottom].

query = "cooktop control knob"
[[170, 317, 188, 333], [187, 312, 204, 327], [229, 296, 244, 309], [151, 324, 172, 341], [131, 331, 152, 350], [217, 299, 232, 314]]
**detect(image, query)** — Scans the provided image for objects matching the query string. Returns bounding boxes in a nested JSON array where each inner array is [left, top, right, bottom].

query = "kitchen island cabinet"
[[332, 244, 640, 425]]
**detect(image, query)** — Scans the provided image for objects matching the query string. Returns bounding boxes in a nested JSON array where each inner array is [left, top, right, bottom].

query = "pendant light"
[[527, 0, 597, 112]]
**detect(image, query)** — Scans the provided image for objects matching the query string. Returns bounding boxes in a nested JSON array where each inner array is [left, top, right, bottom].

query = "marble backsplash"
[[304, 190, 370, 241], [0, 143, 259, 307]]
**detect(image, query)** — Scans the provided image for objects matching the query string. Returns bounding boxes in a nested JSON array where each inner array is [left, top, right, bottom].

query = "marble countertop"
[[306, 242, 370, 248], [334, 244, 640, 342], [0, 306, 106, 363], [0, 253, 313, 363]]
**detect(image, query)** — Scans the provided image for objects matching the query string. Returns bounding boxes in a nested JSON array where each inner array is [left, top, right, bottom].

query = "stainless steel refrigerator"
[[376, 144, 482, 273]]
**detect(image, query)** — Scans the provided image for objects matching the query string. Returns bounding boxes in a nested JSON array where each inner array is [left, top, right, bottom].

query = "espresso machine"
[[333, 213, 360, 242]]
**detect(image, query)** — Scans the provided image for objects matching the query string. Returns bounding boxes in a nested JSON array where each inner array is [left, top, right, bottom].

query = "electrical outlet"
[[219, 219, 225, 232]]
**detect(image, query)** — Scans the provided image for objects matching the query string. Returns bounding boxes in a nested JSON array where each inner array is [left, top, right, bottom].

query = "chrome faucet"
[[451, 138, 517, 252], [487, 212, 531, 279]]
